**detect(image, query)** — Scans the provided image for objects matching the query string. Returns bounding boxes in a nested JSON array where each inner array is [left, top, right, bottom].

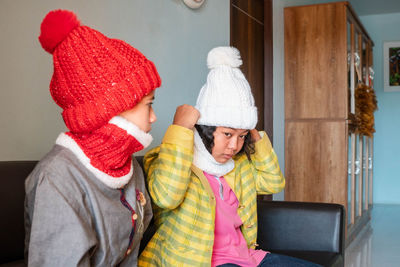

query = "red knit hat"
[[39, 10, 161, 133]]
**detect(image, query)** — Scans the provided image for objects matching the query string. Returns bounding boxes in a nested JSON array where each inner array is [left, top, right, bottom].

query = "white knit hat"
[[195, 46, 257, 129]]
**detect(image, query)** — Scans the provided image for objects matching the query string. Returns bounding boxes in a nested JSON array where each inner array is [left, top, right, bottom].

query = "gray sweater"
[[24, 145, 152, 266]]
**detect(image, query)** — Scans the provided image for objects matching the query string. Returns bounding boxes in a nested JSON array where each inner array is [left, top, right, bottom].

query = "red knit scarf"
[[66, 122, 144, 178]]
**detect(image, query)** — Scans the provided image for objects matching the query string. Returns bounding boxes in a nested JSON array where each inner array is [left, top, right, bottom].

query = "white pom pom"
[[207, 46, 243, 69]]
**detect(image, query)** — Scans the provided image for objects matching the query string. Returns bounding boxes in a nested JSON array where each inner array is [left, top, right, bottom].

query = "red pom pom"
[[38, 10, 80, 54]]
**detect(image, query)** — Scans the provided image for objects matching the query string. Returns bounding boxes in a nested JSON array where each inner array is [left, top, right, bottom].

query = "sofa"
[[0, 159, 344, 267]]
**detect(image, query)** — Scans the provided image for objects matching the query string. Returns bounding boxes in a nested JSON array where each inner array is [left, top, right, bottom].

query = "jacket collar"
[[190, 164, 216, 206]]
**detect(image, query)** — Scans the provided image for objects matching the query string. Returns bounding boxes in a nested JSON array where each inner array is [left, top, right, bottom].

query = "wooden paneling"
[[284, 3, 348, 120], [264, 0, 273, 142], [231, 0, 264, 23], [231, 0, 273, 140], [285, 121, 347, 207], [231, 0, 274, 201], [284, 2, 374, 245], [231, 1, 265, 131]]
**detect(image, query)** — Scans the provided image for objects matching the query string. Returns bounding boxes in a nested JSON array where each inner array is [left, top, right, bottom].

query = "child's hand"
[[250, 129, 261, 142], [173, 105, 200, 129]]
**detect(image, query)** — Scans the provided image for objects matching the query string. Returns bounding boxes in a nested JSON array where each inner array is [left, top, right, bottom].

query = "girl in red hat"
[[24, 9, 161, 266]]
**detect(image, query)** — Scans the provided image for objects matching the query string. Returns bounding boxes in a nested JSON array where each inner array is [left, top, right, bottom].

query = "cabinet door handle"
[[369, 67, 375, 80], [354, 52, 360, 67], [355, 159, 360, 175]]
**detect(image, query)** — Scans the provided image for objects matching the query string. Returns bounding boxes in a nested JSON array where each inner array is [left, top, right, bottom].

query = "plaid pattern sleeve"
[[250, 131, 285, 194], [139, 125, 216, 266], [144, 125, 194, 210]]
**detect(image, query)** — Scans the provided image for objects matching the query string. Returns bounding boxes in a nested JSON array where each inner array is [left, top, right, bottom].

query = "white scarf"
[[192, 129, 234, 178]]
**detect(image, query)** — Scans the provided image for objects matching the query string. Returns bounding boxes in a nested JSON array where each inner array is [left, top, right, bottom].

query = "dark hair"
[[195, 124, 255, 160]]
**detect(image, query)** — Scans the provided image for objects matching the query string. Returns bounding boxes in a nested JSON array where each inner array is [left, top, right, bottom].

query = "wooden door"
[[285, 120, 348, 207], [230, 0, 273, 141], [284, 3, 348, 120], [231, 0, 273, 201]]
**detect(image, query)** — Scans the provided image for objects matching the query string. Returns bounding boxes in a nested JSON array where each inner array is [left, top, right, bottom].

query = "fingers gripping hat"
[[39, 10, 161, 133], [195, 46, 257, 129]]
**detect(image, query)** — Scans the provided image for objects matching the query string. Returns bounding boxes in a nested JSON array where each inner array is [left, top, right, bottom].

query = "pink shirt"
[[204, 172, 267, 267]]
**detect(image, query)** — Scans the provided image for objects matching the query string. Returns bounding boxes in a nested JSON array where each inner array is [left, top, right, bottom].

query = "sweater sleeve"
[[144, 125, 194, 210], [25, 172, 96, 267], [250, 131, 285, 194]]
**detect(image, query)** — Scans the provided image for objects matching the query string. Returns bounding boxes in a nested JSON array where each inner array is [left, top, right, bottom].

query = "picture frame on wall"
[[383, 41, 400, 92]]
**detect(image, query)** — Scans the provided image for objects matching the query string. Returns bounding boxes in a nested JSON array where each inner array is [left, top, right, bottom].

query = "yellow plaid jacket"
[[138, 125, 285, 267]]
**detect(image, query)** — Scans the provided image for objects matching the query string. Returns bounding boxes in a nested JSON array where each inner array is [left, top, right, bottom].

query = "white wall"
[[0, 0, 230, 160]]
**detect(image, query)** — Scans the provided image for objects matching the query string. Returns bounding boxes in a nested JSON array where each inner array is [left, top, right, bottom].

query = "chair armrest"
[[257, 200, 345, 255], [0, 161, 37, 265]]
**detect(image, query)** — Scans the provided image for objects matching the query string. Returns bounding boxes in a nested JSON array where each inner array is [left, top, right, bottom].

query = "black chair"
[[257, 200, 345, 267], [0, 158, 344, 267], [0, 161, 37, 267]]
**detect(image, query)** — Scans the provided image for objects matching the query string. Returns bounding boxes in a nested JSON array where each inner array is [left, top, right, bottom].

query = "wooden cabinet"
[[284, 1, 375, 244]]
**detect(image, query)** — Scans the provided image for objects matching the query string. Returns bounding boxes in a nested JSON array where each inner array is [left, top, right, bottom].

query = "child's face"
[[119, 91, 157, 133], [211, 127, 249, 163]]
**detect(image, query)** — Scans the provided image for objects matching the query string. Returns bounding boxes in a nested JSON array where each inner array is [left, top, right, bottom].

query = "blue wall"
[[360, 13, 400, 204]]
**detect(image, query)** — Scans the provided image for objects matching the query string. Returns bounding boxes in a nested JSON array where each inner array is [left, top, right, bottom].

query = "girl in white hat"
[[139, 47, 320, 266]]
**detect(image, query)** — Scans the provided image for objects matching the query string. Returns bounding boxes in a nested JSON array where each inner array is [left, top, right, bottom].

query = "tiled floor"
[[345, 204, 400, 267]]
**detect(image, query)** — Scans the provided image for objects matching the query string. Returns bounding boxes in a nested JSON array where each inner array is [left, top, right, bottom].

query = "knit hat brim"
[[196, 105, 257, 130]]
